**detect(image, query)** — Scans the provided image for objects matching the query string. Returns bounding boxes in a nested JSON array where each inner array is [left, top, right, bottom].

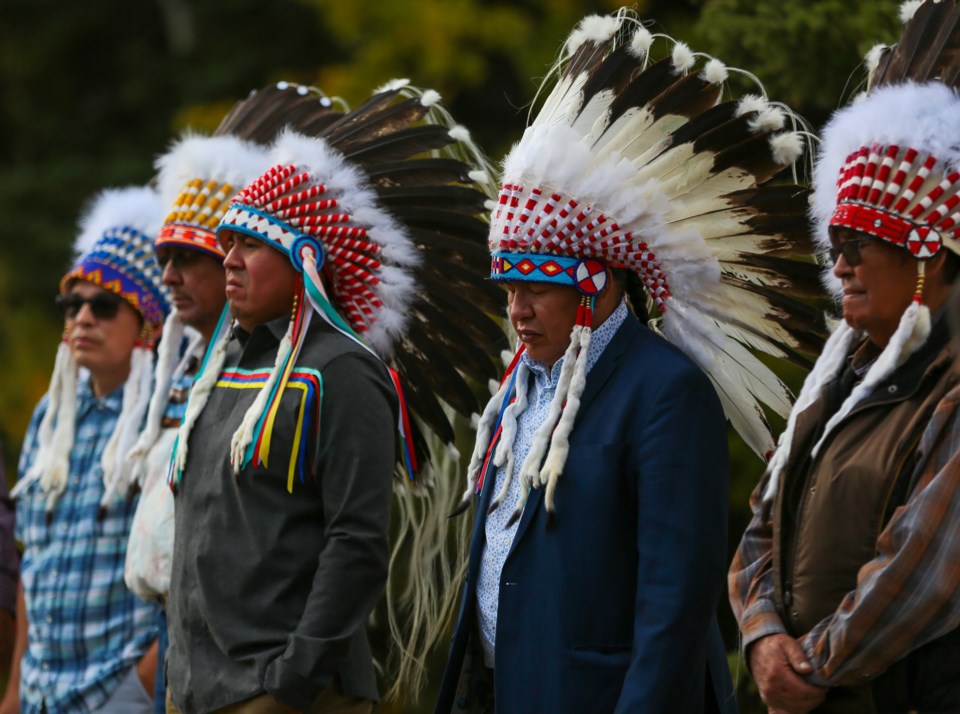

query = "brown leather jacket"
[[772, 318, 959, 713]]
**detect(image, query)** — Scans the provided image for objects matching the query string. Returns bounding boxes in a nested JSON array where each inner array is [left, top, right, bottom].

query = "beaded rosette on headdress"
[[463, 9, 827, 520], [13, 187, 169, 512], [764, 0, 960, 502]]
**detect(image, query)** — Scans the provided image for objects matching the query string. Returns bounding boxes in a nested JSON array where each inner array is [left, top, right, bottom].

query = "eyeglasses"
[[157, 250, 202, 270], [55, 292, 124, 320], [828, 237, 876, 267]]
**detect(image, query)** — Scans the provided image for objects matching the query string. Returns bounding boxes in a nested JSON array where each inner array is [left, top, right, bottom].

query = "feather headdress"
[[124, 134, 274, 485], [12, 187, 169, 512], [765, 0, 960, 502], [462, 9, 825, 520]]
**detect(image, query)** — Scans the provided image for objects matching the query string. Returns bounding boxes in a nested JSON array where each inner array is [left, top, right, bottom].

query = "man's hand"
[[749, 634, 827, 713], [136, 640, 159, 701]]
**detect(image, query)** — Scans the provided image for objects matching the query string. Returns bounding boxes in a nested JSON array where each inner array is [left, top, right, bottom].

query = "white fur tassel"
[[420, 89, 441, 107], [172, 317, 231, 478], [488, 364, 530, 513], [126, 313, 188, 487], [509, 325, 583, 522], [763, 320, 858, 502], [459, 376, 512, 507], [865, 44, 888, 75], [541, 327, 592, 513], [101, 345, 155, 506]]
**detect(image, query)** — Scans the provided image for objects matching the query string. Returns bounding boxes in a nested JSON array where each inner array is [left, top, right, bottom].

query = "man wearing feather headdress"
[[122, 133, 270, 714], [435, 9, 826, 714], [729, 2, 960, 712], [2, 187, 168, 714], [162, 82, 504, 714]]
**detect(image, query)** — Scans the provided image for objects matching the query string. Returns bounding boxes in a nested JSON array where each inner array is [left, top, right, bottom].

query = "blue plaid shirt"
[[16, 377, 158, 714]]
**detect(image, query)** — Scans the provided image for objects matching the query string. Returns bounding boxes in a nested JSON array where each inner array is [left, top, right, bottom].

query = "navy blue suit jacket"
[[435, 316, 737, 714]]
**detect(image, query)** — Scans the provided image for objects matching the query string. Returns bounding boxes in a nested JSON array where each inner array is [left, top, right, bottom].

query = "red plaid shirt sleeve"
[[728, 472, 788, 653]]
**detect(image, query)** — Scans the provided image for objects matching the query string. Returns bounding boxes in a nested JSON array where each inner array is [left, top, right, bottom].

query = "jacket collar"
[[507, 314, 642, 548]]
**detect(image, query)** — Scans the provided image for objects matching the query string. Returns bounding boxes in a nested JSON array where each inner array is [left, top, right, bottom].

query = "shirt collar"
[[233, 314, 290, 350], [522, 298, 629, 385], [75, 373, 124, 418]]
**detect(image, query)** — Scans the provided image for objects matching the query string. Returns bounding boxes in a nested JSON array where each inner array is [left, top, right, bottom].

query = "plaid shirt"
[[729, 384, 960, 687], [16, 377, 158, 714]]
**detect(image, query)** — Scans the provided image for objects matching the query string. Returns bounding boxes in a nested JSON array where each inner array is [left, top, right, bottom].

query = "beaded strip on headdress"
[[830, 145, 960, 258]]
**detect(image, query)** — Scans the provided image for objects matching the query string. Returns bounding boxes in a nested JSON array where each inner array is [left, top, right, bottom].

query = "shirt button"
[[887, 385, 898, 394], [42, 662, 49, 670], [45, 615, 53, 624], [809, 486, 816, 495], [51, 570, 59, 578]]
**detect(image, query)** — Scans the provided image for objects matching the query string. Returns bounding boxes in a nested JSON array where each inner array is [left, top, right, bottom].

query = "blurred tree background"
[[0, 0, 903, 710]]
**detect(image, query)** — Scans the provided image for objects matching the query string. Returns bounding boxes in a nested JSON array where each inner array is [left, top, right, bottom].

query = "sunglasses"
[[157, 250, 203, 270], [828, 237, 876, 267], [56, 292, 125, 320]]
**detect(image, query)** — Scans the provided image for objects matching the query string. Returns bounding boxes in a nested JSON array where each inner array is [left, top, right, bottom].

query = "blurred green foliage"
[[0, 0, 904, 710]]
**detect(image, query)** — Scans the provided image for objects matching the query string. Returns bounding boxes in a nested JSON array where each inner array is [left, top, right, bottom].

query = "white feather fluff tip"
[[448, 125, 471, 143], [671, 42, 696, 73], [701, 58, 728, 84], [750, 105, 786, 133], [628, 26, 654, 59], [736, 94, 768, 118], [420, 89, 441, 107], [770, 132, 804, 165], [899, 0, 924, 23], [566, 14, 622, 56], [864, 44, 888, 74], [375, 78, 410, 93]]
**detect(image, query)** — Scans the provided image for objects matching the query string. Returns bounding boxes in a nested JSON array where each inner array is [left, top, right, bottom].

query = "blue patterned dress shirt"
[[16, 377, 158, 714], [477, 300, 629, 666]]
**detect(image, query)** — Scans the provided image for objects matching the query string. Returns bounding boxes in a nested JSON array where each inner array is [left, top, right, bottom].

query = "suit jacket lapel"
[[507, 316, 639, 552]]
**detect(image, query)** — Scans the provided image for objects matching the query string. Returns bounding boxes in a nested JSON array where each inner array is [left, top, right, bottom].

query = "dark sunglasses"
[[828, 237, 876, 267], [157, 250, 202, 270], [55, 292, 124, 320]]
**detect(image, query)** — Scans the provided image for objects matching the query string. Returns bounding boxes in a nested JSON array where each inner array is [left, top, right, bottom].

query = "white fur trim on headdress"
[[73, 187, 166, 263], [126, 314, 204, 488], [171, 310, 232, 480], [155, 134, 271, 215]]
